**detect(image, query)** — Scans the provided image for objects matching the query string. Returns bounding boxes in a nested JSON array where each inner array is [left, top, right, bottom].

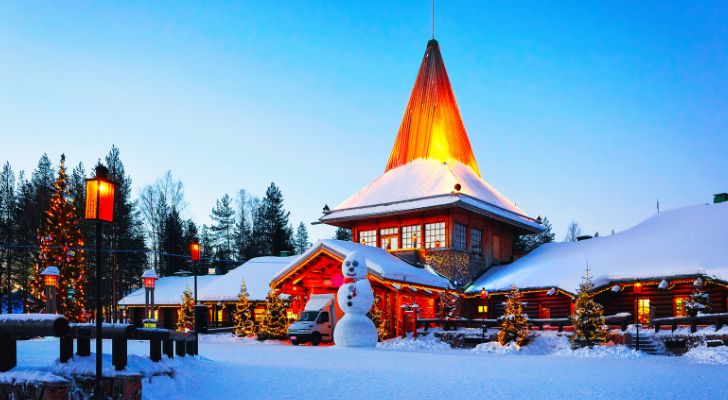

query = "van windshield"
[[298, 311, 319, 322]]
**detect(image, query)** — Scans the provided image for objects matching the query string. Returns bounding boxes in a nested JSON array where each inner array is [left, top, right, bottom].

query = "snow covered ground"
[[8, 333, 728, 399]]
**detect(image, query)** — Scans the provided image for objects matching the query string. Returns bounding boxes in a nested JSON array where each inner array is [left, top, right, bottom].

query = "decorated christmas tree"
[[258, 288, 288, 340], [437, 291, 462, 319], [29, 155, 88, 321], [497, 285, 530, 346], [685, 277, 711, 317], [367, 294, 389, 340], [570, 268, 607, 348], [176, 287, 195, 332], [234, 279, 256, 337]]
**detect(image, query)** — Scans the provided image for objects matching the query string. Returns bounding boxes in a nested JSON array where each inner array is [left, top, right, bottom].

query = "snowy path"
[[14, 336, 728, 399]]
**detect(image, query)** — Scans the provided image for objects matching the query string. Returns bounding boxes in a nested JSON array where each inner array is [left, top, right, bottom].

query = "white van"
[[287, 294, 340, 346]]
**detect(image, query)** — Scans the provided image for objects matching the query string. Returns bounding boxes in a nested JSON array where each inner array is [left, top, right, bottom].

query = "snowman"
[[333, 251, 378, 347]]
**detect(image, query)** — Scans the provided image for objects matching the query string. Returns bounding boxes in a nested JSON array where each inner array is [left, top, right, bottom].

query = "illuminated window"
[[637, 299, 651, 323], [359, 230, 377, 247], [471, 228, 482, 255], [380, 227, 399, 250], [674, 296, 688, 317], [453, 223, 467, 250], [477, 305, 488, 314], [539, 305, 551, 319], [402, 225, 421, 249], [217, 308, 223, 323], [254, 307, 265, 322], [425, 222, 446, 249]]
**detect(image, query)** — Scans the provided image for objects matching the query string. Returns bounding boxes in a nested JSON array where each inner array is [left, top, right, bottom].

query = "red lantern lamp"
[[480, 288, 488, 299], [41, 266, 60, 288], [634, 282, 642, 294], [141, 269, 158, 289], [190, 241, 201, 262], [85, 166, 115, 222]]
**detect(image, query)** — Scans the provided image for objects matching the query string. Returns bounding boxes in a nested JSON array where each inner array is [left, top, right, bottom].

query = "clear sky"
[[1, 1, 726, 242]]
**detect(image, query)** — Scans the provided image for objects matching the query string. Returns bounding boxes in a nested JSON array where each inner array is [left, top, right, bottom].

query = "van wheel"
[[311, 332, 322, 346]]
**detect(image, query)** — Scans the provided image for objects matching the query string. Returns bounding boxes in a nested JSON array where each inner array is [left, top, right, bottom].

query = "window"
[[380, 227, 399, 250], [637, 299, 651, 323], [674, 296, 689, 317], [477, 305, 488, 314], [453, 223, 467, 250], [471, 228, 483, 255], [402, 225, 421, 249], [425, 222, 446, 249], [539, 305, 551, 319], [217, 308, 224, 323], [317, 312, 329, 323], [359, 230, 376, 247], [254, 307, 265, 322]]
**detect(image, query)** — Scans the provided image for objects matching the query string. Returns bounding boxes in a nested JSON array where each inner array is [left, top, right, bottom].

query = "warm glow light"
[[143, 277, 156, 288], [634, 282, 643, 294], [85, 167, 115, 223], [385, 39, 480, 175], [44, 275, 59, 287], [480, 288, 488, 299], [190, 242, 201, 261]]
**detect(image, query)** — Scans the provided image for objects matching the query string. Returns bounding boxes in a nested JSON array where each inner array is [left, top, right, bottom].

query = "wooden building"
[[465, 201, 728, 323], [317, 39, 543, 285], [271, 240, 451, 338]]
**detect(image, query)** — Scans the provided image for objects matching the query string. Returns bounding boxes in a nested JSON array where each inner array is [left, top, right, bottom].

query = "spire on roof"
[[385, 39, 480, 176]]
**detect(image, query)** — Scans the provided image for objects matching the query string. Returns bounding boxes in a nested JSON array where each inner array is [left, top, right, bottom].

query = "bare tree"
[[564, 221, 582, 242], [138, 171, 186, 269]]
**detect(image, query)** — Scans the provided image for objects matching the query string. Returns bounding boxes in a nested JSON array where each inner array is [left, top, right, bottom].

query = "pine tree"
[[685, 278, 711, 317], [0, 162, 16, 313], [233, 189, 253, 262], [497, 285, 530, 346], [177, 287, 195, 331], [233, 279, 255, 337], [29, 155, 88, 321], [570, 268, 607, 348], [30, 154, 55, 231], [514, 216, 555, 254], [438, 291, 463, 319], [368, 294, 389, 340], [257, 183, 293, 257], [258, 288, 289, 340], [12, 171, 36, 309], [210, 194, 236, 271], [293, 222, 311, 254], [162, 207, 185, 276], [333, 227, 352, 241]]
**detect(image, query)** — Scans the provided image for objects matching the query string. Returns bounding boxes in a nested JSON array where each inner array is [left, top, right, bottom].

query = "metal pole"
[[94, 220, 103, 400], [194, 260, 198, 354]]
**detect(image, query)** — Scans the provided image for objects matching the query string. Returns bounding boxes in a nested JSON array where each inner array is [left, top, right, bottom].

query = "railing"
[[0, 314, 197, 372], [417, 313, 632, 334], [651, 313, 728, 333]]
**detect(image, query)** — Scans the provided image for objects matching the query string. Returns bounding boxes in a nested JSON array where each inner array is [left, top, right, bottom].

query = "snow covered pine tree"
[[177, 287, 195, 332], [234, 279, 256, 337], [570, 268, 607, 348], [497, 285, 530, 346], [685, 277, 711, 317]]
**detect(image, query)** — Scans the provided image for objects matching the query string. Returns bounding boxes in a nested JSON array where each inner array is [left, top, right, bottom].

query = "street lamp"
[[141, 269, 158, 328], [41, 266, 60, 314], [189, 241, 204, 354], [480, 288, 488, 342], [633, 281, 642, 351], [85, 164, 115, 400]]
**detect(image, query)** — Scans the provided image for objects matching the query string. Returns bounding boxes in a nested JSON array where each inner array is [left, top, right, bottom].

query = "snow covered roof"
[[273, 239, 452, 289], [118, 275, 218, 306], [466, 202, 728, 294], [198, 256, 298, 302], [320, 159, 542, 232]]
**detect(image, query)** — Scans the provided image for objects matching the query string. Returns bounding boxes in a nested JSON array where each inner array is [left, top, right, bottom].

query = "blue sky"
[[1, 1, 726, 241]]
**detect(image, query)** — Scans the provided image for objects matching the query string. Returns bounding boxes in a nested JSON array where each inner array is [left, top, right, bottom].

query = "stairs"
[[626, 330, 664, 355]]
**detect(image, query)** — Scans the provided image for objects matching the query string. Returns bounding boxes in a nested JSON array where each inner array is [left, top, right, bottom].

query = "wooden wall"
[[465, 292, 572, 319]]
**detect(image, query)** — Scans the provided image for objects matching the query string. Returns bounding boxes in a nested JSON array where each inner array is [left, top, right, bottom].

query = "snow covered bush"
[[685, 278, 711, 317], [497, 285, 530, 346]]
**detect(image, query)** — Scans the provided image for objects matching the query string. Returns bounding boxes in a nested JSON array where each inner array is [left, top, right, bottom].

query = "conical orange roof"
[[386, 39, 480, 176]]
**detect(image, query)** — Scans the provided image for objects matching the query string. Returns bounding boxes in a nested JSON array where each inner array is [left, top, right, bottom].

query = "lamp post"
[[480, 288, 488, 343], [634, 281, 642, 351], [189, 241, 202, 354], [85, 164, 115, 400], [41, 266, 60, 314], [141, 269, 158, 328]]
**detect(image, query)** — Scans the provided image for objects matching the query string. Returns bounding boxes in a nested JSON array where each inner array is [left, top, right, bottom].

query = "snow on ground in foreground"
[[684, 345, 728, 364], [8, 334, 728, 400], [472, 331, 644, 358]]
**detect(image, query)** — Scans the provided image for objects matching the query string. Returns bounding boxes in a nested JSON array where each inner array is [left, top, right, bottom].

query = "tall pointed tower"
[[319, 39, 542, 284]]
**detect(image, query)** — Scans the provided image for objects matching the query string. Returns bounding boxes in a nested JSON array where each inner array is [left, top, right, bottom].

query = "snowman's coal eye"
[[353, 261, 359, 267], [345, 261, 350, 266]]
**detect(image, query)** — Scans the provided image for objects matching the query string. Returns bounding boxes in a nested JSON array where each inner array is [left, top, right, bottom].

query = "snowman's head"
[[342, 251, 367, 280]]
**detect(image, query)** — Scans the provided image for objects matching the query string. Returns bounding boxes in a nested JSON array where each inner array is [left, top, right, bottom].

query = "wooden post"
[[163, 339, 174, 359], [77, 337, 91, 356], [112, 337, 127, 371], [59, 336, 74, 363], [175, 340, 186, 357], [691, 320, 697, 333], [0, 333, 16, 372], [185, 337, 195, 355], [150, 339, 161, 362]]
